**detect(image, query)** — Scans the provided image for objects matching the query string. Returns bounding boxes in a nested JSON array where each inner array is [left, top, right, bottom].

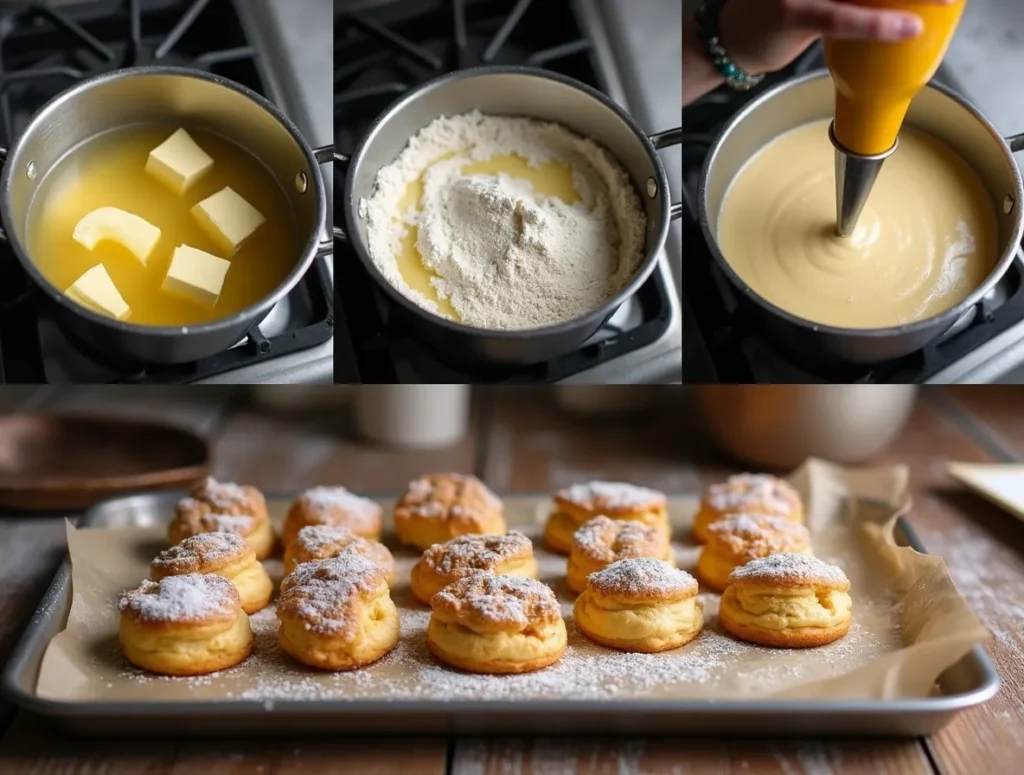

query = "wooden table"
[[0, 385, 1022, 774]]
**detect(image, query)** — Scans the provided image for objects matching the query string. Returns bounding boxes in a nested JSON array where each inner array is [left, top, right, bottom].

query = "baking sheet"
[[35, 459, 989, 704]]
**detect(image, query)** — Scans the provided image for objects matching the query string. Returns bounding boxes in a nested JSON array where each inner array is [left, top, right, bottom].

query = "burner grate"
[[680, 41, 1024, 384], [0, 0, 333, 384], [333, 0, 672, 383]]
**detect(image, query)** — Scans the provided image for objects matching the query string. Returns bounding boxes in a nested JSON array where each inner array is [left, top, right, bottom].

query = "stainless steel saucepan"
[[337, 65, 682, 367], [699, 70, 1024, 367], [0, 66, 336, 365]]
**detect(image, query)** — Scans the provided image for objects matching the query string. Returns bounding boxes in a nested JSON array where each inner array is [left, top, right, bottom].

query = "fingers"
[[782, 0, 948, 43]]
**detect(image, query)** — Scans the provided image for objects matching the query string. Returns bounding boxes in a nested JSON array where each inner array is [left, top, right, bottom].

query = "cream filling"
[[575, 595, 700, 641], [120, 613, 251, 667], [733, 587, 851, 630], [427, 617, 566, 664]]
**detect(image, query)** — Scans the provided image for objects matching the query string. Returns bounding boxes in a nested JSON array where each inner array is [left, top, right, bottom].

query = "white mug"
[[354, 385, 471, 449]]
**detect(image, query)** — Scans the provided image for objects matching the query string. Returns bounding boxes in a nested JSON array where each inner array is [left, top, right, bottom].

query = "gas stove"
[[332, 0, 682, 384], [681, 42, 1024, 384], [0, 0, 334, 384]]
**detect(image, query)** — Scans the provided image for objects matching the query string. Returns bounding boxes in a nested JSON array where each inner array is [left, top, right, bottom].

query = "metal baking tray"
[[2, 492, 1001, 737]]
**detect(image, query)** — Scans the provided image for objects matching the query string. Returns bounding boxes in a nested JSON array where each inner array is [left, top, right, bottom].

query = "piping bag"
[[824, 0, 966, 237]]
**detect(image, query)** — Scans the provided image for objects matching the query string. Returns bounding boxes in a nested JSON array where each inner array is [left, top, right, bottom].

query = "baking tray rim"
[[1, 490, 1002, 721]]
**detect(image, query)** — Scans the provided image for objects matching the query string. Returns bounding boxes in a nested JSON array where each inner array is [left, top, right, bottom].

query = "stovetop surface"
[[0, 0, 333, 384], [332, 0, 675, 384], [681, 42, 1024, 384]]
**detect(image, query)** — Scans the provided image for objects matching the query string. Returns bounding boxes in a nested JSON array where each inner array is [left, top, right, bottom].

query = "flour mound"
[[364, 111, 647, 330]]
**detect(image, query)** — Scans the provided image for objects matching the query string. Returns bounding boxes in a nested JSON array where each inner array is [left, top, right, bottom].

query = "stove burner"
[[0, 0, 333, 384], [681, 42, 1024, 384], [333, 0, 672, 383]]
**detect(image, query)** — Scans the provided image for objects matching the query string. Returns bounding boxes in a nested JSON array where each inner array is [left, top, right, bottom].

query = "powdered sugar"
[[364, 110, 646, 330], [299, 486, 379, 520], [557, 481, 665, 511], [277, 556, 386, 638], [193, 477, 250, 510], [152, 532, 246, 573], [729, 553, 849, 587], [293, 525, 357, 553], [572, 516, 664, 562], [431, 574, 560, 629], [588, 557, 698, 598], [706, 474, 798, 516], [205, 514, 255, 534], [421, 531, 532, 574], [117, 574, 238, 623]]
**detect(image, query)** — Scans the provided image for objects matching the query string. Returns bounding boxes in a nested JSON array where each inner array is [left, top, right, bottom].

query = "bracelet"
[[695, 0, 764, 92]]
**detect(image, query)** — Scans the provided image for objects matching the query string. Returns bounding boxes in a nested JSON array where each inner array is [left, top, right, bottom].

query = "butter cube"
[[146, 128, 214, 195], [162, 244, 231, 307], [191, 186, 265, 256], [73, 207, 161, 266], [66, 264, 130, 320]]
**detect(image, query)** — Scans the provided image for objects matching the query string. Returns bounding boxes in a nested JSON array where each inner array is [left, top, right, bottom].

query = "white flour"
[[364, 111, 647, 330]]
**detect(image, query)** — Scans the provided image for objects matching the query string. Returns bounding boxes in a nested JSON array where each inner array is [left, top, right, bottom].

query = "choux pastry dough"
[[696, 514, 812, 593], [151, 532, 273, 614], [394, 473, 506, 551], [117, 573, 253, 676], [544, 481, 669, 555], [719, 553, 852, 648], [276, 555, 400, 671], [410, 531, 538, 605], [692, 474, 803, 544], [566, 515, 674, 594], [282, 486, 383, 547], [427, 574, 567, 674], [573, 557, 703, 653], [283, 524, 395, 583], [169, 476, 274, 560]]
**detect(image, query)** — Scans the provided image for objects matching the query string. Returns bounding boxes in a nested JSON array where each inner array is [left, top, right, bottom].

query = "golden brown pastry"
[[692, 473, 803, 544], [169, 476, 274, 559], [566, 515, 674, 594], [573, 557, 703, 653], [283, 524, 395, 583], [719, 553, 852, 648], [281, 486, 383, 547], [544, 481, 669, 555], [394, 473, 506, 551], [277, 555, 399, 671], [410, 531, 538, 605], [117, 573, 253, 676], [151, 532, 273, 614], [427, 574, 567, 674], [696, 514, 812, 593]]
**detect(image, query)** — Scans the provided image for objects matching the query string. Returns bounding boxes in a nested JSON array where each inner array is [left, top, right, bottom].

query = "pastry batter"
[[717, 119, 997, 328]]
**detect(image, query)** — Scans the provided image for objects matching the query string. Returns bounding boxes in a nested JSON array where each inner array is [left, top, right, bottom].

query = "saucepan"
[[699, 70, 1024, 367], [0, 66, 336, 365], [337, 66, 682, 367]]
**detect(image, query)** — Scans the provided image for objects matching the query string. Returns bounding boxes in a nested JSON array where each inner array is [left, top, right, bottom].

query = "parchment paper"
[[35, 459, 989, 703]]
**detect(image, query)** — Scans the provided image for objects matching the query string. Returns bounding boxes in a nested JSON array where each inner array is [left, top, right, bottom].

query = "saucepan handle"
[[1007, 133, 1024, 154], [313, 144, 348, 257], [648, 127, 683, 221]]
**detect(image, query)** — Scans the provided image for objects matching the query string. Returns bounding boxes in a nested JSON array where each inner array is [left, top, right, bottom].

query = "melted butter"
[[717, 119, 997, 328], [28, 124, 295, 326], [392, 152, 580, 321]]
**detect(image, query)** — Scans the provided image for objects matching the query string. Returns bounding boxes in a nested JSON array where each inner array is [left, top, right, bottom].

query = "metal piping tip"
[[829, 121, 898, 238]]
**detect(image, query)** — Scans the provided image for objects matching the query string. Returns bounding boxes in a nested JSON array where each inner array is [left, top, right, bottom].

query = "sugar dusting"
[[300, 486, 379, 520], [558, 481, 664, 510], [117, 574, 238, 623], [730, 553, 849, 587], [588, 557, 697, 598], [706, 474, 797, 515]]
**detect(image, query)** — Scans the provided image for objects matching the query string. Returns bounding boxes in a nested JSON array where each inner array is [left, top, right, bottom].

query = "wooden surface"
[[0, 385, 1022, 774]]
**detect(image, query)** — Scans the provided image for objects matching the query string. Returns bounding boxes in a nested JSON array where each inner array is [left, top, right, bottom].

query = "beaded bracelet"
[[695, 0, 764, 92]]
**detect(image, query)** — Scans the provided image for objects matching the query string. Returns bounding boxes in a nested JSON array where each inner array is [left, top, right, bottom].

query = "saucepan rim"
[[0, 65, 329, 339], [341, 64, 678, 340], [697, 68, 1024, 341]]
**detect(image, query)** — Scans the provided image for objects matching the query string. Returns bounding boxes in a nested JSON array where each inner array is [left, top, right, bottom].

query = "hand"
[[718, 0, 958, 75]]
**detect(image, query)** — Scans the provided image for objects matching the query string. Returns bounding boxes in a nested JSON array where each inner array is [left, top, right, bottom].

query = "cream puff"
[[719, 553, 852, 648], [410, 531, 538, 605], [544, 481, 669, 555], [283, 524, 395, 583], [394, 473, 506, 551], [427, 574, 566, 674], [567, 515, 674, 594], [117, 573, 253, 676], [573, 557, 703, 653], [281, 486, 382, 547], [169, 476, 274, 559], [692, 473, 803, 544], [276, 555, 399, 671], [696, 514, 812, 593], [151, 532, 273, 614]]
